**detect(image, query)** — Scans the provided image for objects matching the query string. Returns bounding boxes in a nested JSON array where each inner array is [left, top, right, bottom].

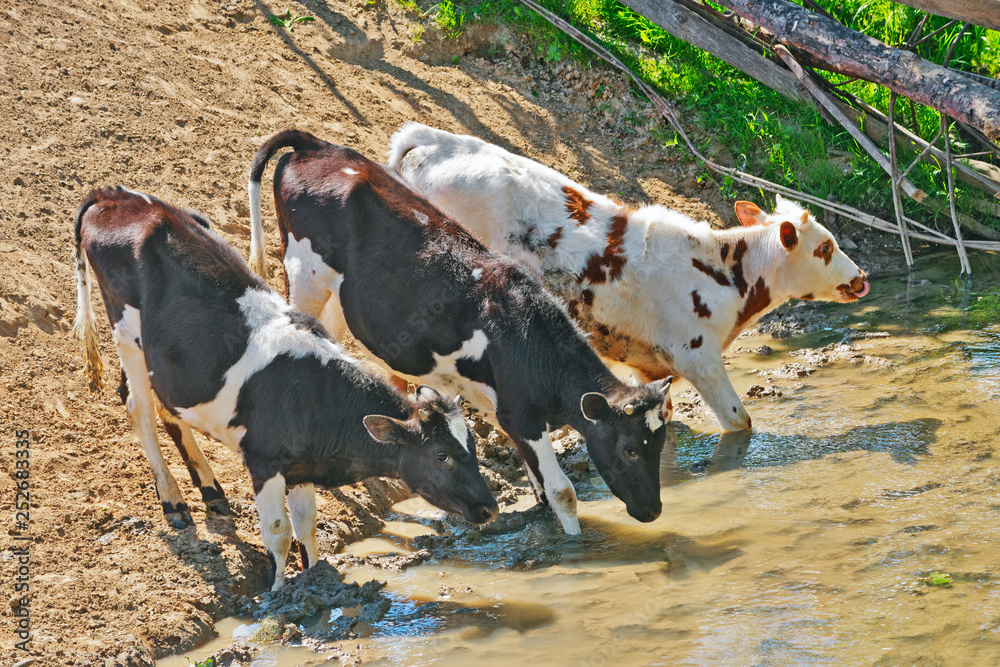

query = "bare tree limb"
[[713, 0, 1000, 140], [618, 0, 810, 104]]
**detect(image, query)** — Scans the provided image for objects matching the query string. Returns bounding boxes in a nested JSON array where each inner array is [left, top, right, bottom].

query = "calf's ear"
[[581, 392, 613, 422], [653, 376, 673, 395], [779, 221, 798, 249], [734, 201, 765, 226], [363, 415, 412, 444], [416, 385, 443, 402]]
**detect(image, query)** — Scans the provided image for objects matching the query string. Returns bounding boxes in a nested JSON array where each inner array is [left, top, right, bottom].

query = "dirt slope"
[[0, 0, 739, 662]]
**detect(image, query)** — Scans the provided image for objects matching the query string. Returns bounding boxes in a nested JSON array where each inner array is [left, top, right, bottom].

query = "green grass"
[[396, 0, 1000, 233], [268, 8, 316, 31]]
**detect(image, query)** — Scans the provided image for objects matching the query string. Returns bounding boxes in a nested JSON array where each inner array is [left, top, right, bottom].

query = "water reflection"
[[663, 417, 942, 484]]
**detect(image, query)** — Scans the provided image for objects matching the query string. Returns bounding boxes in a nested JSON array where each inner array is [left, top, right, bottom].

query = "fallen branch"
[[618, 0, 810, 104], [774, 44, 925, 202], [714, 0, 1000, 140]]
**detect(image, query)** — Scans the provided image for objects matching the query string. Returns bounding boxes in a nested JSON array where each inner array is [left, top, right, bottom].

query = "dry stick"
[[773, 44, 926, 271], [941, 24, 973, 276], [888, 92, 916, 268], [516, 0, 1000, 256], [715, 0, 1000, 140]]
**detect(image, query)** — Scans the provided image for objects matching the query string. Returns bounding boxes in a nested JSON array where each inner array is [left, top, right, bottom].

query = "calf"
[[387, 123, 870, 432], [73, 187, 496, 590], [247, 130, 672, 536]]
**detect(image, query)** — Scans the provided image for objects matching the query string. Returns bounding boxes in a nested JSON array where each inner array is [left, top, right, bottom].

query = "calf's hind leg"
[[113, 307, 192, 529], [155, 400, 231, 515]]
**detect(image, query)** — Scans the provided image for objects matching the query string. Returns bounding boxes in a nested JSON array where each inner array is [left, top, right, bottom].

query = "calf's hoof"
[[201, 481, 230, 515], [162, 501, 194, 529], [205, 498, 232, 515]]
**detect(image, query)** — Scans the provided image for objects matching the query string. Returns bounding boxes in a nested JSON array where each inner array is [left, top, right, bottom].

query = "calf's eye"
[[624, 446, 638, 459], [436, 451, 450, 463]]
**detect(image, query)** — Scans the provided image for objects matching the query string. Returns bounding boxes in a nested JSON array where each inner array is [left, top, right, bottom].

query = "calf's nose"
[[629, 503, 662, 523], [475, 503, 499, 524]]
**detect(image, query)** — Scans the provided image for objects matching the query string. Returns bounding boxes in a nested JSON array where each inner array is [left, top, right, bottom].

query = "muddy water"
[[160, 253, 1000, 666]]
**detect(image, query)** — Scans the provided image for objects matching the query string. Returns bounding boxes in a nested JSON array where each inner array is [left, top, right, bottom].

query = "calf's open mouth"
[[839, 277, 870, 301]]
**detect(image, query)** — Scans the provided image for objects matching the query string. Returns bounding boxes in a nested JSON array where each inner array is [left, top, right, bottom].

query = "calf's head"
[[735, 196, 869, 303], [363, 385, 498, 525], [580, 377, 673, 523]]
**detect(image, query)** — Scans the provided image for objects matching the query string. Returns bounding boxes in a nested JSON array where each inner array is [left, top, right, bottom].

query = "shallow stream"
[[160, 252, 1000, 666]]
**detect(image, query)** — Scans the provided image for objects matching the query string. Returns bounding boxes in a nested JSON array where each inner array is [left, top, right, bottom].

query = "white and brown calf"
[[73, 187, 496, 590], [388, 123, 870, 432]]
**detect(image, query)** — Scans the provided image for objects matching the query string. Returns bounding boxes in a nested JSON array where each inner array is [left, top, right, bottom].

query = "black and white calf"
[[73, 187, 497, 590], [247, 130, 672, 536], [388, 123, 870, 432]]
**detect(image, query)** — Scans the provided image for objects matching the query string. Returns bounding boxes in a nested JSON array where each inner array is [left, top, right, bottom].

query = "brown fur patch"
[[581, 289, 595, 306], [563, 186, 593, 226], [799, 293, 814, 300], [691, 290, 712, 318], [814, 241, 833, 265], [690, 335, 703, 349], [691, 258, 731, 287], [564, 293, 673, 383], [547, 226, 563, 248], [720, 243, 730, 261], [735, 277, 771, 329], [558, 487, 577, 511], [577, 213, 629, 284], [731, 238, 749, 297]]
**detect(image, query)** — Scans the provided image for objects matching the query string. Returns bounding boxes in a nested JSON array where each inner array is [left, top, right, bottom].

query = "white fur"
[[342, 167, 359, 175], [525, 434, 580, 536], [645, 408, 664, 433], [176, 287, 349, 450], [255, 474, 293, 591], [418, 329, 494, 414], [472, 267, 482, 280], [73, 246, 103, 389], [287, 483, 318, 571], [388, 124, 868, 432], [448, 415, 472, 454], [248, 178, 267, 277]]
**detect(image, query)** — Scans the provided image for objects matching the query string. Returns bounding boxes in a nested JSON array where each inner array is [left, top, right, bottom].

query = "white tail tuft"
[[386, 121, 438, 171], [72, 248, 104, 392], [248, 179, 269, 279]]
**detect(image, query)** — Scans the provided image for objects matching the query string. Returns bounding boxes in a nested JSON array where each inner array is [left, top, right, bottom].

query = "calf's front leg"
[[671, 347, 752, 432], [253, 473, 293, 591], [499, 415, 581, 536], [287, 483, 319, 571]]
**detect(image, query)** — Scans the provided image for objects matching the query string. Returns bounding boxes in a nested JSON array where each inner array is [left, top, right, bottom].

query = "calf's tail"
[[73, 194, 104, 392], [386, 121, 438, 174], [247, 129, 328, 279]]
